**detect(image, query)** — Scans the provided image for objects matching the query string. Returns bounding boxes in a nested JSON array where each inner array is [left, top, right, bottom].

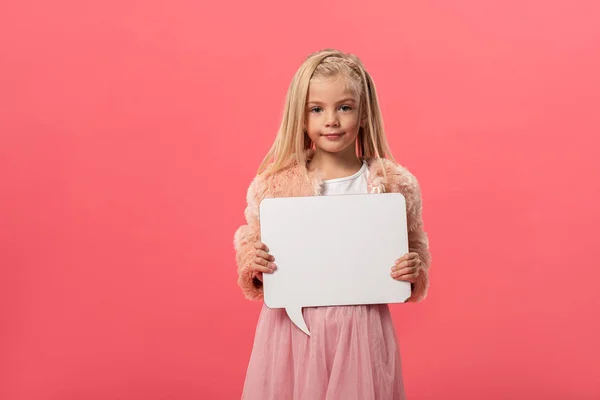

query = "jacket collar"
[[283, 149, 389, 196]]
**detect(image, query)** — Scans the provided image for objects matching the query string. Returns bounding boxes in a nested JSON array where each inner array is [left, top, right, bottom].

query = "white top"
[[321, 161, 369, 196]]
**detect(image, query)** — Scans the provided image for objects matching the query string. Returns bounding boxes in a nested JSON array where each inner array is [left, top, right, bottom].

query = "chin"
[[316, 141, 354, 154]]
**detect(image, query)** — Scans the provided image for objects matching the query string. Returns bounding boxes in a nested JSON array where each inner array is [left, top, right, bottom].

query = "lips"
[[322, 132, 344, 137]]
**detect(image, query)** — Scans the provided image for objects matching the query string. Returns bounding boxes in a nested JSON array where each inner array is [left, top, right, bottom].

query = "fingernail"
[[271, 263, 277, 270]]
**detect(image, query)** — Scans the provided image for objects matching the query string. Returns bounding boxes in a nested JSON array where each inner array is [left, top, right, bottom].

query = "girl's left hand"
[[391, 252, 424, 283]]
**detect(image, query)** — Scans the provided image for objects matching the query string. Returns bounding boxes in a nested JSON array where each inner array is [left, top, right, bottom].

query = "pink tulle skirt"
[[242, 304, 406, 400]]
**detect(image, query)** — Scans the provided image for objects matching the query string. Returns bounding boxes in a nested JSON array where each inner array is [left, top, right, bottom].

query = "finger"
[[394, 272, 419, 282], [395, 254, 409, 264], [251, 263, 270, 273], [391, 266, 417, 278], [392, 259, 418, 271], [254, 272, 263, 282], [252, 263, 275, 274], [253, 242, 270, 252], [407, 259, 419, 268], [396, 252, 420, 264], [256, 250, 275, 262], [401, 267, 421, 279], [391, 269, 416, 280], [254, 257, 277, 270], [264, 262, 277, 273]]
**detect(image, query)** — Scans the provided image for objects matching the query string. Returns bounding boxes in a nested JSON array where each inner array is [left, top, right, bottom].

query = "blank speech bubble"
[[259, 193, 410, 335]]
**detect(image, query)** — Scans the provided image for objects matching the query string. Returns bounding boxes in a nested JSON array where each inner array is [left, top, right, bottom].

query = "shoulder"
[[245, 162, 303, 204], [245, 173, 268, 211], [383, 159, 421, 191], [368, 158, 422, 195], [369, 158, 424, 224]]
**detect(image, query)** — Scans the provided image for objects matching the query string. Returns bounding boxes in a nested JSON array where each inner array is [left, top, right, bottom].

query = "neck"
[[308, 146, 362, 180]]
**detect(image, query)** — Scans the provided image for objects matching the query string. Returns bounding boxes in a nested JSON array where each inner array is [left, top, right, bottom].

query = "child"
[[234, 49, 431, 400]]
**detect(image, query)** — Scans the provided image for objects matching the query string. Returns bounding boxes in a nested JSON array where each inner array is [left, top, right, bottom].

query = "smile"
[[322, 132, 345, 139]]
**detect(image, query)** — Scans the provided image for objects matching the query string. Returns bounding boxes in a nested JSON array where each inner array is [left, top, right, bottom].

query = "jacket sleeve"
[[405, 174, 431, 303], [233, 175, 267, 301], [388, 163, 431, 303]]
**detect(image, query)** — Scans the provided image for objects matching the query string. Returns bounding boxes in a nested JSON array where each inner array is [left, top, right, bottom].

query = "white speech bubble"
[[260, 193, 411, 336]]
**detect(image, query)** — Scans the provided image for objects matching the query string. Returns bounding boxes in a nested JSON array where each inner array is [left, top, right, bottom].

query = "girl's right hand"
[[251, 241, 276, 282]]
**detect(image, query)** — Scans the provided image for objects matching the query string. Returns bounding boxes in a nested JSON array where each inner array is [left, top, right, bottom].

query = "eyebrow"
[[307, 98, 357, 106]]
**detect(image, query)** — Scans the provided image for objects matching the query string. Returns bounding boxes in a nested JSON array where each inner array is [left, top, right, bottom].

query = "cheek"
[[344, 115, 361, 136], [306, 117, 320, 140]]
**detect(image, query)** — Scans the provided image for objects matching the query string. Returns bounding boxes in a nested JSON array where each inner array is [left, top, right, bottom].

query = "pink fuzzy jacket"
[[234, 155, 431, 303]]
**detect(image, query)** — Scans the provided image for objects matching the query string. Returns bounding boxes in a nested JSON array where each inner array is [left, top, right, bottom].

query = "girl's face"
[[305, 76, 361, 157]]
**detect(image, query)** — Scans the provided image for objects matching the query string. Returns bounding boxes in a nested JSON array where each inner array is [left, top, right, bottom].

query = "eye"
[[340, 105, 353, 112], [309, 106, 323, 113]]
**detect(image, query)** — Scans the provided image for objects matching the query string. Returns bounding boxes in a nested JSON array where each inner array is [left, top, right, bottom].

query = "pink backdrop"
[[1, 1, 599, 399]]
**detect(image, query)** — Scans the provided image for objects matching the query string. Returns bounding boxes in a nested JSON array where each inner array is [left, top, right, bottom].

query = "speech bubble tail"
[[285, 307, 310, 336]]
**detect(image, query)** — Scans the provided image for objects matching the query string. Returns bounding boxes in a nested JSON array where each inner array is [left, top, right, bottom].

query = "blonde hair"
[[258, 49, 396, 175]]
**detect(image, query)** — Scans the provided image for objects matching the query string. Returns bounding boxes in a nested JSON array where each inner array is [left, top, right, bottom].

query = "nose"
[[325, 110, 340, 127]]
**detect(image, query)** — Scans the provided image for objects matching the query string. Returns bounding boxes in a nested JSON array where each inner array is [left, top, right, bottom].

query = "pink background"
[[1, 1, 599, 399]]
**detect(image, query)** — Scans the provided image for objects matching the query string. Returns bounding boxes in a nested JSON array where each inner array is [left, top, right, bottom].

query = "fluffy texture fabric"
[[234, 154, 431, 302]]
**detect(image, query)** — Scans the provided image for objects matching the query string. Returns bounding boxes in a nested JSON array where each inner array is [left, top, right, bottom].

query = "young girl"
[[234, 49, 431, 400]]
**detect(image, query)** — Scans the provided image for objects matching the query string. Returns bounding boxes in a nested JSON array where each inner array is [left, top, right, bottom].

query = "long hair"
[[258, 49, 396, 175]]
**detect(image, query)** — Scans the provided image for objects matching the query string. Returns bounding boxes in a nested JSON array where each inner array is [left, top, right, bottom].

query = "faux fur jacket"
[[234, 154, 431, 303]]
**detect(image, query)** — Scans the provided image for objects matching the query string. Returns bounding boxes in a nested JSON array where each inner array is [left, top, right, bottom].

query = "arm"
[[233, 175, 266, 300], [407, 223, 431, 302], [386, 162, 432, 302], [406, 176, 431, 303]]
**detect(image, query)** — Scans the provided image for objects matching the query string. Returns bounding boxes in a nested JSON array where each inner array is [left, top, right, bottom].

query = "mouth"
[[322, 132, 345, 140]]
